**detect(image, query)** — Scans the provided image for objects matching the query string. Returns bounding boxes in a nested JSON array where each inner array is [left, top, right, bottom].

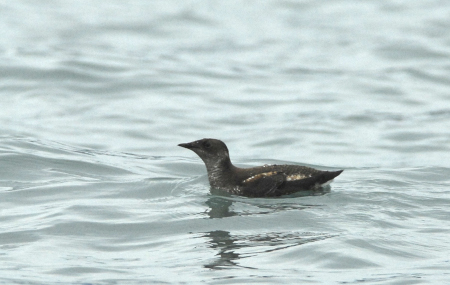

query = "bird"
[[178, 138, 343, 197]]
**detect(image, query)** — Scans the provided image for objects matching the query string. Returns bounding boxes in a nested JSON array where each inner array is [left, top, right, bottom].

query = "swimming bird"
[[178, 138, 343, 197]]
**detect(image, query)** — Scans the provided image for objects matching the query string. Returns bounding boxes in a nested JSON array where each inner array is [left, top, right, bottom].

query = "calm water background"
[[1, 1, 450, 284]]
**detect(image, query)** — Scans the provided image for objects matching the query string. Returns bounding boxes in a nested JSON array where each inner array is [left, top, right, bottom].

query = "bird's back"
[[238, 164, 324, 181], [236, 164, 343, 197]]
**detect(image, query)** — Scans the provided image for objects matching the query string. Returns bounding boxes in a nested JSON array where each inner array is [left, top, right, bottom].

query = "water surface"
[[1, 1, 450, 284]]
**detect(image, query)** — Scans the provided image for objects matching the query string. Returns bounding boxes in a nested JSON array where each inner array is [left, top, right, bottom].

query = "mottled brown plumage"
[[178, 138, 343, 197]]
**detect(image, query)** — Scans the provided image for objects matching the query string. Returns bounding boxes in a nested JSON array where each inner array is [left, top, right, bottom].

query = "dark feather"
[[178, 138, 344, 197]]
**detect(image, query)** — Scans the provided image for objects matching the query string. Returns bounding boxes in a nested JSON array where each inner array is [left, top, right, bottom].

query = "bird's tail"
[[288, 170, 343, 189]]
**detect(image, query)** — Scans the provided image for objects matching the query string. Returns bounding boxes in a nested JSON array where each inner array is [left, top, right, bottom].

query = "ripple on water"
[[1, 0, 450, 283]]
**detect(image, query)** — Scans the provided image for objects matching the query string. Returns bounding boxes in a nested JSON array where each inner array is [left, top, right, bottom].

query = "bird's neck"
[[205, 157, 236, 188]]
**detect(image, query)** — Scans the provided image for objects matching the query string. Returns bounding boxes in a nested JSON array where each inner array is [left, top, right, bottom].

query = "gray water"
[[1, 1, 450, 284]]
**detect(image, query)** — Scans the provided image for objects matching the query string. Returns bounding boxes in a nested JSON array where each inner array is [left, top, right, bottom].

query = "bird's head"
[[178, 138, 230, 167]]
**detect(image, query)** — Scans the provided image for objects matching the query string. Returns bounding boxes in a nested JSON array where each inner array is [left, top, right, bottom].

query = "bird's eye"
[[203, 141, 211, 149]]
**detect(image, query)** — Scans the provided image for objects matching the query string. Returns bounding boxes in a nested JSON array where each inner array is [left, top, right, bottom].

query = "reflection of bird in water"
[[204, 191, 322, 219], [205, 196, 236, 219], [203, 230, 245, 270], [201, 230, 335, 270], [179, 138, 343, 197]]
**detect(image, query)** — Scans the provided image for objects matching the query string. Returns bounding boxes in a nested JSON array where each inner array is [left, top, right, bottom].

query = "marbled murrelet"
[[178, 138, 343, 197]]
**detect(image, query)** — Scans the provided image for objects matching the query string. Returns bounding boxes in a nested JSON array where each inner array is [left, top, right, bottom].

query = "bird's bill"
[[178, 141, 199, 149]]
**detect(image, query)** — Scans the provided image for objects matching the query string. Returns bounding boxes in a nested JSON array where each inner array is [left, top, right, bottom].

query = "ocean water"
[[1, 1, 450, 284]]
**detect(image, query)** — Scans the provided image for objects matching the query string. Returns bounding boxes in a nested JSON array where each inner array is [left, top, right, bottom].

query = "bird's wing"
[[241, 170, 343, 197], [285, 170, 343, 189], [241, 172, 286, 197]]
